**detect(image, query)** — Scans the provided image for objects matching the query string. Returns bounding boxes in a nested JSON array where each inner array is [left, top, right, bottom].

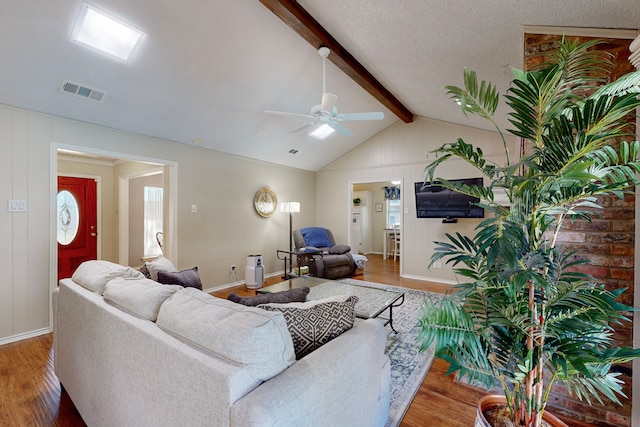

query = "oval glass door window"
[[57, 190, 79, 245]]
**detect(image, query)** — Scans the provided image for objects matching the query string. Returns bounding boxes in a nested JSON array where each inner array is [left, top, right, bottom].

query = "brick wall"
[[524, 33, 636, 427]]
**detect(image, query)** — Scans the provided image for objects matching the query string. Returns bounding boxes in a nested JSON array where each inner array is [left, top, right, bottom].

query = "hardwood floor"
[[0, 254, 588, 426]]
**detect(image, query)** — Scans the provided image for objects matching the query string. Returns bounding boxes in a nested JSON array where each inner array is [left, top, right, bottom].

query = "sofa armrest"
[[230, 319, 389, 427]]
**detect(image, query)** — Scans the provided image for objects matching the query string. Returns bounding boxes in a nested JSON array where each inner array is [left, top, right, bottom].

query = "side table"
[[276, 248, 323, 279]]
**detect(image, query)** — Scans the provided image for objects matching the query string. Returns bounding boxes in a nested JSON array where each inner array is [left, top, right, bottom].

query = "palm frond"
[[417, 38, 640, 422]]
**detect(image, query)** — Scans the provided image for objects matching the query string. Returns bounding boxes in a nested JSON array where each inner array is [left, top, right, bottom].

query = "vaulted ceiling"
[[1, 1, 639, 171]]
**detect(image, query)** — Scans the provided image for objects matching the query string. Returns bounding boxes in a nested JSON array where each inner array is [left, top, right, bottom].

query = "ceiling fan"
[[265, 47, 384, 136]]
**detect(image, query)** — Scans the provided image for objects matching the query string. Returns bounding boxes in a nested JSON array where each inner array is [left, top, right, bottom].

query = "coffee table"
[[258, 276, 405, 333]]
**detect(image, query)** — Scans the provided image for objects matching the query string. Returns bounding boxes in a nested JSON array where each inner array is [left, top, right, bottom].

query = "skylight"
[[310, 124, 335, 140], [71, 3, 145, 63]]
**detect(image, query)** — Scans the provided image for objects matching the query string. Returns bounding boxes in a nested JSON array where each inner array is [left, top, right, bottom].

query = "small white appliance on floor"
[[245, 254, 264, 289]]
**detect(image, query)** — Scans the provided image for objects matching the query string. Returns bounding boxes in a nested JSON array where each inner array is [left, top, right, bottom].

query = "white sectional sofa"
[[52, 260, 390, 427]]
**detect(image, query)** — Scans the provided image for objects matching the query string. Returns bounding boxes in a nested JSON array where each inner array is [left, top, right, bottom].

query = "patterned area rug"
[[338, 279, 440, 427]]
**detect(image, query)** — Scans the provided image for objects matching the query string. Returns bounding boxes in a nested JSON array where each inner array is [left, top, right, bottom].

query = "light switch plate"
[[8, 199, 27, 212]]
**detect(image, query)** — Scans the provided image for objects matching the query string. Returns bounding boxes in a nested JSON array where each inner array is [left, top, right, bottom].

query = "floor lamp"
[[280, 201, 300, 278]]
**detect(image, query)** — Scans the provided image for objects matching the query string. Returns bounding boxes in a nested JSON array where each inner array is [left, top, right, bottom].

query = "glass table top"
[[259, 276, 404, 319]]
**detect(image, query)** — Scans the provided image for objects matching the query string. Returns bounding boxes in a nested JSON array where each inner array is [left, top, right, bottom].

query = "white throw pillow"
[[144, 256, 177, 281], [103, 277, 182, 321], [71, 260, 144, 295]]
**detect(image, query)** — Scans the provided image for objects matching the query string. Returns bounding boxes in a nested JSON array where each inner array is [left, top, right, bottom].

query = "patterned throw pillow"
[[140, 263, 151, 279], [259, 295, 358, 359]]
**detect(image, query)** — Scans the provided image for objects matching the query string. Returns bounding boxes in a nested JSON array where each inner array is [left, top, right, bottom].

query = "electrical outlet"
[[434, 261, 442, 269], [230, 265, 236, 272]]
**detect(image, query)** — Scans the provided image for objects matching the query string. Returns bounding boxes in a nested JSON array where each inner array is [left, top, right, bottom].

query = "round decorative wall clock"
[[254, 187, 278, 217]]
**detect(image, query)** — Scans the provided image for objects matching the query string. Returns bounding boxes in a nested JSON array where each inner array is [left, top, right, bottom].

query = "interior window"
[[386, 199, 401, 226], [144, 186, 163, 258]]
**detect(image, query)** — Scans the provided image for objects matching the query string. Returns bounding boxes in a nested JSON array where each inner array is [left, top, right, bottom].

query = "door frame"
[[49, 142, 178, 329]]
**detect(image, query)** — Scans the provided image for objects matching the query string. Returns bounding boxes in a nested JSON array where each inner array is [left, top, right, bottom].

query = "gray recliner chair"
[[293, 227, 356, 279]]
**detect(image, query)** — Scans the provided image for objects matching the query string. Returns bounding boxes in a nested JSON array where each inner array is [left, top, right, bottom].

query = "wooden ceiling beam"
[[260, 0, 414, 123]]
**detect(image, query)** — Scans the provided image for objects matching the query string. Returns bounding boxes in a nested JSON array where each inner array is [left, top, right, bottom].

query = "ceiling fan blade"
[[337, 112, 385, 121], [265, 110, 314, 120], [320, 92, 338, 113], [328, 121, 353, 136]]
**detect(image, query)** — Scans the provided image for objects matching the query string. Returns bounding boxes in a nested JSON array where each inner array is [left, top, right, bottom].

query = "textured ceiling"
[[1, 1, 638, 171]]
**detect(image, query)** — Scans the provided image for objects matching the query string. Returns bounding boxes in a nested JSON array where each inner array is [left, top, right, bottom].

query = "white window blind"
[[144, 186, 163, 258], [387, 199, 401, 226]]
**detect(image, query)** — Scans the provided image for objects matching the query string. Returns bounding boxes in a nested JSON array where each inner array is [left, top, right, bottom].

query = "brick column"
[[525, 32, 636, 427]]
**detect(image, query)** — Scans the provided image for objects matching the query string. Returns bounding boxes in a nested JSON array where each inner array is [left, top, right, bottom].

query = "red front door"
[[57, 176, 98, 280]]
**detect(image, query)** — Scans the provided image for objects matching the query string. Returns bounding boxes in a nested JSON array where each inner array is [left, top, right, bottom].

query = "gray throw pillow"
[[329, 244, 351, 255], [227, 287, 310, 307], [157, 267, 203, 290], [259, 295, 358, 359]]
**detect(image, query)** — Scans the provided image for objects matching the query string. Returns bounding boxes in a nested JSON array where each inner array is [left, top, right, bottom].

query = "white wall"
[[317, 117, 517, 283], [0, 103, 315, 343]]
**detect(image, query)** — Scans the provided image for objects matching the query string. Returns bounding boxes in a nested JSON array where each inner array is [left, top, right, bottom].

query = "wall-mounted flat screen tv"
[[414, 178, 484, 219]]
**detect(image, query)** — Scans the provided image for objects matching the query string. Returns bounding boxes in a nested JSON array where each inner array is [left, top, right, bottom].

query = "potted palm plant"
[[417, 38, 640, 427]]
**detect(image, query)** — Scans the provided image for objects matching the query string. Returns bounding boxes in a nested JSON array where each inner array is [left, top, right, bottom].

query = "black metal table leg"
[[387, 294, 405, 334]]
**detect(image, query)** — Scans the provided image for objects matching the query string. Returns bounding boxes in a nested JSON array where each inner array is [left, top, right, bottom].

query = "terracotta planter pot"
[[474, 394, 568, 427]]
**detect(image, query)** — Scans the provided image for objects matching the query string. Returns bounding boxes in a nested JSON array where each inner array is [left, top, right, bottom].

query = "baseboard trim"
[[400, 273, 458, 286], [0, 328, 50, 346], [203, 271, 283, 294]]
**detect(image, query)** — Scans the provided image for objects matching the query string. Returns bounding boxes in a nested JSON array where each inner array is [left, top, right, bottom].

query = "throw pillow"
[[329, 244, 351, 255], [259, 295, 358, 359], [139, 263, 151, 279], [227, 287, 310, 307], [157, 267, 203, 290], [300, 227, 333, 248], [144, 256, 177, 281]]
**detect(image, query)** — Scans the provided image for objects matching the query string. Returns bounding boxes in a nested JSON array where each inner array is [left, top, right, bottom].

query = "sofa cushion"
[[142, 256, 177, 281], [227, 287, 310, 307], [71, 260, 144, 295], [157, 267, 203, 290], [103, 277, 182, 321], [156, 288, 295, 382], [259, 295, 358, 359], [300, 227, 333, 248]]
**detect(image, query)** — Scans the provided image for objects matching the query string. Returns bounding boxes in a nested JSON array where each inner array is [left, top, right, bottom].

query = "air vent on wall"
[[60, 80, 106, 102]]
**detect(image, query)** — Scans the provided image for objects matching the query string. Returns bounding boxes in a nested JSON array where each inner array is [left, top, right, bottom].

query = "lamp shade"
[[280, 202, 300, 213]]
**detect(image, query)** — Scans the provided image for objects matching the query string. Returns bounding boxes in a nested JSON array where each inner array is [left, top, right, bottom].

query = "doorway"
[[51, 145, 178, 295], [349, 180, 402, 258]]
